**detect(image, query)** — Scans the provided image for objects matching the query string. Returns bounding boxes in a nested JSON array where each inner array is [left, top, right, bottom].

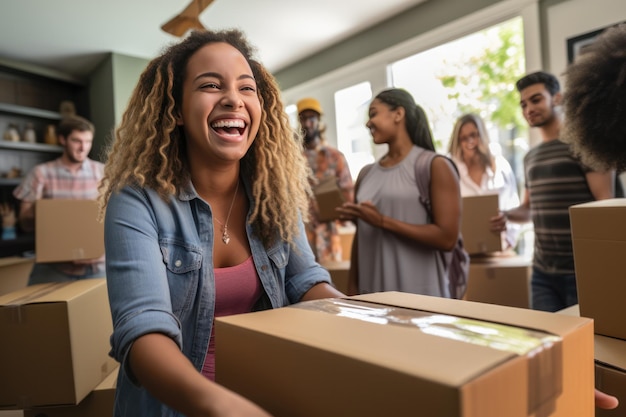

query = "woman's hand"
[[337, 201, 383, 228]]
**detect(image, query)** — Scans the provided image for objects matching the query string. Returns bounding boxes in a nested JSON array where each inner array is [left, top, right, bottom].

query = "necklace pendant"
[[222, 228, 230, 245]]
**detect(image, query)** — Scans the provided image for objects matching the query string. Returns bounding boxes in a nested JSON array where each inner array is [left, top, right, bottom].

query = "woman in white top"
[[448, 113, 520, 249]]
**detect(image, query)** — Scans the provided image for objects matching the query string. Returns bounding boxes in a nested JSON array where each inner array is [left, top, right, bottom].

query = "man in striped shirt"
[[495, 71, 614, 312], [13, 115, 105, 284]]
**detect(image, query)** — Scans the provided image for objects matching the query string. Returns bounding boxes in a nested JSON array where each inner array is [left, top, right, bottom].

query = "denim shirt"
[[105, 179, 331, 417]]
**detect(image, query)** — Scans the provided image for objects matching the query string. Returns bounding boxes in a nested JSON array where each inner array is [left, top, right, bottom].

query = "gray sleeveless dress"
[[356, 146, 448, 297]]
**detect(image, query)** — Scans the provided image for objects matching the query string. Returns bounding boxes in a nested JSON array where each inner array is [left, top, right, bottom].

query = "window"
[[334, 82, 375, 179]]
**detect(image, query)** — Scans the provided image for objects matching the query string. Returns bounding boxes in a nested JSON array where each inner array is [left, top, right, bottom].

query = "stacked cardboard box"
[[0, 257, 33, 296], [570, 199, 626, 340], [23, 366, 118, 417], [0, 279, 116, 411], [558, 305, 626, 416], [464, 254, 531, 308], [216, 291, 594, 417], [568, 198, 626, 415]]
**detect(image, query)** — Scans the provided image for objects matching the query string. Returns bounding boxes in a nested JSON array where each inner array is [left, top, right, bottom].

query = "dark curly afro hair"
[[562, 24, 626, 171]]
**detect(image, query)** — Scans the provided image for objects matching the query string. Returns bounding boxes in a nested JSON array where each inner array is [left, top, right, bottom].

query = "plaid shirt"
[[13, 157, 104, 202]]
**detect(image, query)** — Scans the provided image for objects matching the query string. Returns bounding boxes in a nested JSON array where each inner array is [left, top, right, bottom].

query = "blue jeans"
[[531, 267, 578, 312]]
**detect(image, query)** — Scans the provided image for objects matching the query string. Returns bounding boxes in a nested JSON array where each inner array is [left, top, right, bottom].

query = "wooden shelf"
[[0, 140, 63, 153], [0, 178, 21, 187], [0, 102, 63, 121]]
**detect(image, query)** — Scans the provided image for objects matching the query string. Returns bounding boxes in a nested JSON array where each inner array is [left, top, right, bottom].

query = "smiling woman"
[[98, 29, 343, 417]]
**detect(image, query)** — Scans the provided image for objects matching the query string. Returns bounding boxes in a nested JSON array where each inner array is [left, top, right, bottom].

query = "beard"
[[529, 106, 558, 128], [66, 151, 86, 164], [303, 128, 320, 145]]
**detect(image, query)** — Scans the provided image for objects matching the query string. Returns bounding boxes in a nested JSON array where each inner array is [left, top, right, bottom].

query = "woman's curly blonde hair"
[[99, 29, 311, 247]]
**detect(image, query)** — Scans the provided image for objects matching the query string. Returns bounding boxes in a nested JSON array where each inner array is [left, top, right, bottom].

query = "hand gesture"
[[337, 201, 384, 228]]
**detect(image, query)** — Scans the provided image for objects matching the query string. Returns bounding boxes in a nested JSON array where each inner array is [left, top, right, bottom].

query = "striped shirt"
[[524, 139, 593, 274], [13, 157, 104, 202]]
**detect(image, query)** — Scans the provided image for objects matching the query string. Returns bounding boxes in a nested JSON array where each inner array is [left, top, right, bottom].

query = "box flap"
[[570, 198, 626, 241], [95, 366, 119, 391], [352, 292, 591, 336], [0, 279, 106, 306]]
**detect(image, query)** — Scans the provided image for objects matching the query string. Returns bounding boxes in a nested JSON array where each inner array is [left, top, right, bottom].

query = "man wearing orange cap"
[[297, 97, 354, 262]]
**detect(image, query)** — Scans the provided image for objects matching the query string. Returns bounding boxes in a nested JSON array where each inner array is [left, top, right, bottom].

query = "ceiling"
[[0, 0, 428, 80]]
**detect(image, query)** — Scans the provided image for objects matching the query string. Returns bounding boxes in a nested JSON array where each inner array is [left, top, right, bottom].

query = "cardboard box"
[[23, 366, 118, 417], [570, 199, 626, 340], [464, 254, 531, 308], [0, 279, 117, 408], [0, 257, 33, 296], [557, 304, 626, 416], [461, 194, 502, 254], [595, 336, 626, 417], [0, 411, 23, 417], [215, 291, 594, 417], [319, 260, 350, 294], [35, 199, 104, 263], [313, 177, 345, 222], [338, 230, 354, 261]]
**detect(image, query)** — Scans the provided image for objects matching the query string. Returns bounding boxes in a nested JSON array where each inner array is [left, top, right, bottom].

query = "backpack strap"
[[414, 150, 460, 217], [415, 150, 437, 216]]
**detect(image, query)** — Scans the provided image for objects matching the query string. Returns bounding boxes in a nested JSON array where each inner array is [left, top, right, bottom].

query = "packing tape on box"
[[2, 282, 72, 324], [293, 298, 563, 414]]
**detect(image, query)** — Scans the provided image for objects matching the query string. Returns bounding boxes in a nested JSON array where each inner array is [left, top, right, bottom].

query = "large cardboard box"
[[0, 279, 117, 408], [464, 254, 531, 308], [0, 257, 33, 296], [23, 366, 118, 417], [319, 260, 350, 294], [569, 199, 626, 340], [558, 304, 626, 416], [216, 291, 593, 417], [35, 199, 104, 263], [461, 194, 502, 254]]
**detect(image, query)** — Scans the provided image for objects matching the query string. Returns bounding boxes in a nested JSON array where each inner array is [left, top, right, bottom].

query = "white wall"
[[547, 0, 626, 82]]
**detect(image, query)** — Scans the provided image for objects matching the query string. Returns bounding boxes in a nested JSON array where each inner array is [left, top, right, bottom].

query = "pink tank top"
[[202, 256, 262, 380]]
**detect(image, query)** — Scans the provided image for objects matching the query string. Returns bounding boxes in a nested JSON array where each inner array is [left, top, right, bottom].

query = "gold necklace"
[[213, 180, 240, 245]]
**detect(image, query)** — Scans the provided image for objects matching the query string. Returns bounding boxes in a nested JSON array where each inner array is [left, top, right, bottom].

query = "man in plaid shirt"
[[13, 115, 105, 284]]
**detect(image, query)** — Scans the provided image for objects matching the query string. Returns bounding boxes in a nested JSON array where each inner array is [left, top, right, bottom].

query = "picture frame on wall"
[[567, 22, 624, 64]]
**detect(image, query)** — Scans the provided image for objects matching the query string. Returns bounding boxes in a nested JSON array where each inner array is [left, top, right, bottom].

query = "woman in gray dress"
[[338, 88, 461, 297]]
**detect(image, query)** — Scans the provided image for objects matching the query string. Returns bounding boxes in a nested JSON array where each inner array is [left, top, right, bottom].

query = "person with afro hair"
[[562, 23, 626, 412], [563, 23, 626, 172]]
